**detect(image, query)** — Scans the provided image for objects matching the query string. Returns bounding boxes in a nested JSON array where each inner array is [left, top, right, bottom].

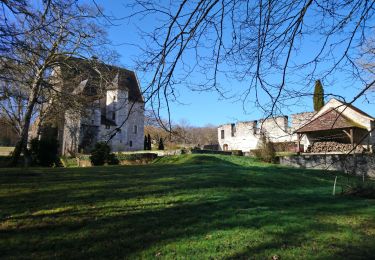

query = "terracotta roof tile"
[[296, 109, 367, 133]]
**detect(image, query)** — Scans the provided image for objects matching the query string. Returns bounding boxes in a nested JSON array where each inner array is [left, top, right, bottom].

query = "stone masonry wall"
[[259, 116, 290, 142], [218, 121, 259, 151], [279, 154, 375, 178], [126, 101, 144, 151]]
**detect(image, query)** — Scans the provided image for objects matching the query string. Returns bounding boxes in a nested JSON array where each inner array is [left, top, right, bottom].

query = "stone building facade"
[[218, 112, 315, 152], [52, 58, 144, 155], [218, 98, 375, 153], [295, 98, 375, 153]]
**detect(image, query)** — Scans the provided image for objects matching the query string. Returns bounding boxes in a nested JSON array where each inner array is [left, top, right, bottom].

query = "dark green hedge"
[[191, 149, 232, 155], [116, 153, 158, 161]]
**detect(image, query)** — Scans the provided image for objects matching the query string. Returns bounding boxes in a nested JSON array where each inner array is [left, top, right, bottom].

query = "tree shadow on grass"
[[1, 190, 374, 259], [0, 155, 374, 258]]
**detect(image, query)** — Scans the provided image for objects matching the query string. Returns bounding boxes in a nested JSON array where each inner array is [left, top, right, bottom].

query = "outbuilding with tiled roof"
[[295, 98, 375, 153]]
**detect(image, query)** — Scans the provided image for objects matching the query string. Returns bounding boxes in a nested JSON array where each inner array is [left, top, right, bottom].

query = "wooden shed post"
[[297, 133, 301, 153]]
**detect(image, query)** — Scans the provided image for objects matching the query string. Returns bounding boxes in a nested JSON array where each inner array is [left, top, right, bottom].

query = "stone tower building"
[[51, 57, 144, 155]]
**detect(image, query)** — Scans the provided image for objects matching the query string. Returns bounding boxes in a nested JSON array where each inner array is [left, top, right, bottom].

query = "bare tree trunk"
[[11, 84, 39, 166]]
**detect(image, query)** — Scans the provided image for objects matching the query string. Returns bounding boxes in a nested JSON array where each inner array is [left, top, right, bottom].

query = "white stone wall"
[[97, 90, 144, 152], [61, 112, 82, 155], [61, 87, 145, 154], [217, 115, 314, 152], [259, 117, 292, 142], [103, 89, 128, 152], [218, 121, 259, 152], [290, 112, 316, 131], [291, 112, 316, 151], [126, 102, 144, 151]]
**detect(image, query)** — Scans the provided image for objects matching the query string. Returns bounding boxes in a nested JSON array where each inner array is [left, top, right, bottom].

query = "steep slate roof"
[[296, 109, 367, 133], [59, 57, 143, 102]]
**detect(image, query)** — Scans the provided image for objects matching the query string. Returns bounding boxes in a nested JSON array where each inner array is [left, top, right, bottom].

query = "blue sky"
[[95, 0, 375, 127]]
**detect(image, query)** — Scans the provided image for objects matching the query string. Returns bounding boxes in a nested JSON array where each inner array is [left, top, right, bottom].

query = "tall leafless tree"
[[128, 0, 375, 130], [0, 0, 116, 165]]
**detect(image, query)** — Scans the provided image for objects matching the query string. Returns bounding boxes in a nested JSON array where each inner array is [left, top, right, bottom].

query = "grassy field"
[[0, 154, 374, 259]]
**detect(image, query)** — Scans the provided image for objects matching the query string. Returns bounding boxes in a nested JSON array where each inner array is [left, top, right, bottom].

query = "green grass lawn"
[[0, 155, 374, 259]]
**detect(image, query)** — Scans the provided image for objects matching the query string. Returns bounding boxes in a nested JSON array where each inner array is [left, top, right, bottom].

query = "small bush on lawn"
[[60, 156, 79, 167], [231, 150, 243, 156], [116, 153, 157, 163], [254, 133, 276, 163], [29, 137, 59, 166], [90, 142, 118, 166], [158, 138, 165, 150]]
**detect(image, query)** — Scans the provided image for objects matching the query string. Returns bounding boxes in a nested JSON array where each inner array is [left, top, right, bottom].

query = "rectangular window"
[[112, 112, 116, 120], [133, 125, 138, 134], [221, 130, 225, 139], [129, 140, 133, 147], [231, 123, 236, 137]]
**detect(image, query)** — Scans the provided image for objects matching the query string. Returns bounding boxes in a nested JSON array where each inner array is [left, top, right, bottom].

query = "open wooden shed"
[[295, 99, 375, 153]]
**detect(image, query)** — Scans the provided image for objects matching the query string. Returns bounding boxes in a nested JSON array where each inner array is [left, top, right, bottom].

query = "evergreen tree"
[[147, 134, 152, 150], [144, 135, 148, 150], [313, 79, 325, 111], [158, 137, 164, 150]]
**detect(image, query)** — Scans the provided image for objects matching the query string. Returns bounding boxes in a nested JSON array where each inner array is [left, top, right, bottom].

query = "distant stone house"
[[50, 57, 144, 155], [295, 98, 375, 153], [218, 112, 315, 152], [218, 98, 375, 153]]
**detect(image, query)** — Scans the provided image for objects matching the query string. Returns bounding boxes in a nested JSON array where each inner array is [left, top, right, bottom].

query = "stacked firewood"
[[306, 141, 366, 153]]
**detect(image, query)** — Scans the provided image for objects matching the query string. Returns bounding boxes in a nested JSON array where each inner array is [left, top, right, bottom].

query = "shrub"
[[231, 150, 243, 156], [107, 153, 120, 165], [29, 137, 59, 166], [191, 149, 232, 155], [254, 134, 276, 163], [89, 142, 118, 166], [60, 156, 78, 167], [158, 138, 164, 150], [116, 153, 157, 164]]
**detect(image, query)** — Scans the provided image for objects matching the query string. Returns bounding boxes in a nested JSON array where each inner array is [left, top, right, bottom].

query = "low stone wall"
[[279, 154, 375, 178]]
